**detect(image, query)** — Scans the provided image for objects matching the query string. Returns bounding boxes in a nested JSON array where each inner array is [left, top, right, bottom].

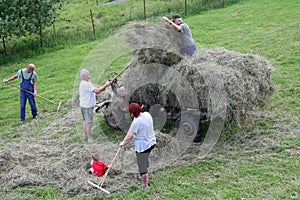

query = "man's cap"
[[172, 14, 181, 20]]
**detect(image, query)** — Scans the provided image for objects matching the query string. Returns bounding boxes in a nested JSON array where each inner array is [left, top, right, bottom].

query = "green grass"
[[1, 0, 299, 199], [190, 0, 300, 120], [0, 0, 241, 64]]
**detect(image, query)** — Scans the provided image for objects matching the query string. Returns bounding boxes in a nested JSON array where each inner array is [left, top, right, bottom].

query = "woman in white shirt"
[[119, 102, 156, 189]]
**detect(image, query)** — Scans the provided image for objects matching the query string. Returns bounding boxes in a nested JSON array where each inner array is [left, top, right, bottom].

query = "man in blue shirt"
[[3, 63, 38, 122]]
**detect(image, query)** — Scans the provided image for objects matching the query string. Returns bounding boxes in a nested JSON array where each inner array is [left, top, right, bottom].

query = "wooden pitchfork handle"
[[109, 49, 142, 82], [110, 63, 131, 82], [99, 147, 121, 187]]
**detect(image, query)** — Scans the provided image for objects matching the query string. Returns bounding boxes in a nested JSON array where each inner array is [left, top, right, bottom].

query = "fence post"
[[90, 9, 96, 37], [143, 0, 147, 20], [130, 7, 132, 20], [185, 0, 187, 16]]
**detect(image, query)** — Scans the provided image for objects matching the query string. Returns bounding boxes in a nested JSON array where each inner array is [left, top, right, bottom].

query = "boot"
[[193, 126, 202, 143], [141, 173, 149, 189]]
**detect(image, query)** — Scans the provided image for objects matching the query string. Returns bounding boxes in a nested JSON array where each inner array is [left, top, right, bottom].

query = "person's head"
[[128, 102, 142, 118], [27, 63, 35, 72], [80, 69, 90, 81], [92, 153, 100, 161], [172, 14, 182, 25]]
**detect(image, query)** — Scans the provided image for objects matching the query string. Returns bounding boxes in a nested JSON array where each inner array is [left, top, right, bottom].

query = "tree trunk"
[[1, 35, 7, 55], [39, 24, 43, 48]]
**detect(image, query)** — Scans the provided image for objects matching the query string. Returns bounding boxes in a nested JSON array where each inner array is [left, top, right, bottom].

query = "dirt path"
[[102, 0, 128, 6]]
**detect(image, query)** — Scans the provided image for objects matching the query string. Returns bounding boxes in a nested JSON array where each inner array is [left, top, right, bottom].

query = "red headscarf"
[[128, 103, 142, 118]]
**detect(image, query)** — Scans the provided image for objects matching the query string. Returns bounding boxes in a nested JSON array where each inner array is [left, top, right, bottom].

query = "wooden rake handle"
[[4, 81, 62, 111], [99, 147, 121, 187]]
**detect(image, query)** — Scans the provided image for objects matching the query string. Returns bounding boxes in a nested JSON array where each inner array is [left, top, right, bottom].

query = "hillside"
[[0, 0, 299, 199]]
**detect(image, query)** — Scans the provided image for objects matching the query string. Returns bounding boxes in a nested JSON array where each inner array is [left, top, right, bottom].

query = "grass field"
[[0, 0, 299, 199]]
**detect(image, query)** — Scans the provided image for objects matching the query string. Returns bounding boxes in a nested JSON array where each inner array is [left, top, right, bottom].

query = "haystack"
[[115, 22, 275, 127]]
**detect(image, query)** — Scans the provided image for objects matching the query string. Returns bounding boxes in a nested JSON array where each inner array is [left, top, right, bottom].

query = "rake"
[[4, 82, 62, 112], [88, 147, 121, 194]]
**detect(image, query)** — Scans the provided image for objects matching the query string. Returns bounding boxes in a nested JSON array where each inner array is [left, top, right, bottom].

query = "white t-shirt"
[[79, 80, 96, 108], [129, 112, 156, 153]]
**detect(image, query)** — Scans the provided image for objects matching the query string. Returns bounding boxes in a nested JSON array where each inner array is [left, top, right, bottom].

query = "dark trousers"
[[20, 90, 37, 121], [136, 145, 155, 175]]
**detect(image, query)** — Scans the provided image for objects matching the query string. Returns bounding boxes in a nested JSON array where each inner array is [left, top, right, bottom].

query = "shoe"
[[33, 115, 37, 120], [193, 135, 202, 143], [141, 173, 149, 189], [88, 138, 93, 143], [193, 127, 202, 143], [20, 120, 25, 124]]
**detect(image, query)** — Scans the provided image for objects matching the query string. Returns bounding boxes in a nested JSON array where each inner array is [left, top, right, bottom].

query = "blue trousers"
[[20, 90, 37, 121], [181, 44, 197, 56]]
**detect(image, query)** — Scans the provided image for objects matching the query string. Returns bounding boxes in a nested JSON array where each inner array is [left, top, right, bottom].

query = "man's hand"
[[106, 80, 112, 86], [3, 79, 8, 83], [162, 16, 172, 25], [162, 16, 169, 22]]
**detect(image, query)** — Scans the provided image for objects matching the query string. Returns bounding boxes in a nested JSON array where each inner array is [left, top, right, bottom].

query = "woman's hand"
[[119, 141, 125, 148]]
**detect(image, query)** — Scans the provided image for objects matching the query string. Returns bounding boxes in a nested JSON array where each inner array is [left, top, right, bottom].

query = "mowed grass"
[[0, 0, 299, 199], [190, 0, 300, 120]]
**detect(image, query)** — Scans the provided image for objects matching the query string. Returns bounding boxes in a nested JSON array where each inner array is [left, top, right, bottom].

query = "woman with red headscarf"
[[119, 102, 156, 189]]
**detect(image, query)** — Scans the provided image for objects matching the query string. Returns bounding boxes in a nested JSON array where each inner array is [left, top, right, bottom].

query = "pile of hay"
[[0, 139, 131, 197], [115, 22, 275, 127]]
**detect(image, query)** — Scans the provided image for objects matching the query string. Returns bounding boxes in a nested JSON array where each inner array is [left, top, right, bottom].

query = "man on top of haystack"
[[163, 14, 197, 56]]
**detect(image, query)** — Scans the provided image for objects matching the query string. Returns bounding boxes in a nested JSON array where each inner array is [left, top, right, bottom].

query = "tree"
[[0, 0, 21, 54], [24, 0, 64, 47], [0, 0, 64, 54]]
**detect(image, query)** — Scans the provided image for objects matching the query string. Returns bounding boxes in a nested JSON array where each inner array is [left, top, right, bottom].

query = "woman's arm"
[[119, 131, 135, 147]]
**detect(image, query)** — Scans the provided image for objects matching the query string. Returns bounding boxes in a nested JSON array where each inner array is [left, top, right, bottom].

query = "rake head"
[[57, 101, 62, 112]]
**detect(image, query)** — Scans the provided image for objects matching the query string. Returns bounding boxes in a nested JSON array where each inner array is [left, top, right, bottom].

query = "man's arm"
[[94, 81, 111, 94], [33, 82, 37, 96], [3, 75, 18, 83], [162, 16, 181, 31]]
